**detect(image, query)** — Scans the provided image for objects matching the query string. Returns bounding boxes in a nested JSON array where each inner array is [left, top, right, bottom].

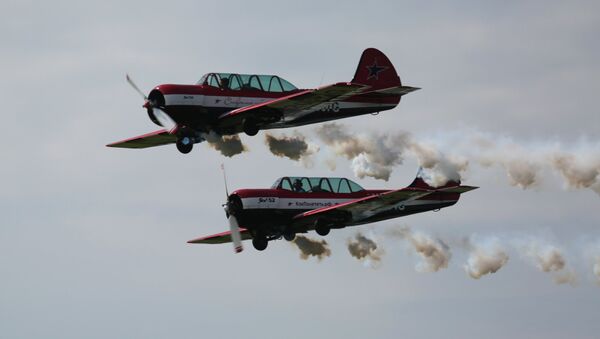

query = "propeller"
[[221, 164, 243, 253], [228, 214, 244, 253], [125, 74, 177, 131]]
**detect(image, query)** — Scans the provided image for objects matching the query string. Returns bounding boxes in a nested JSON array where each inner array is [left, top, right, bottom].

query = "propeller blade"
[[152, 107, 177, 131], [126, 74, 148, 100], [228, 215, 243, 253], [221, 164, 229, 199]]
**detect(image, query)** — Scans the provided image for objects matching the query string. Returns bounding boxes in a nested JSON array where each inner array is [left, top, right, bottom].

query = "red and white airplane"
[[107, 48, 419, 154], [188, 170, 477, 252]]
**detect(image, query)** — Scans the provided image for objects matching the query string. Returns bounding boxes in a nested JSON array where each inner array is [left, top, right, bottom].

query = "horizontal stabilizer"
[[106, 129, 176, 149], [188, 228, 252, 244], [368, 85, 420, 95], [437, 185, 479, 194]]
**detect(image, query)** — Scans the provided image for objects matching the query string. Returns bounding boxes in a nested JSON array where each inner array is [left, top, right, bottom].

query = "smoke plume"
[[311, 123, 600, 192], [315, 123, 411, 181], [551, 152, 600, 192], [264, 132, 317, 162], [292, 235, 331, 261], [515, 238, 577, 285], [204, 132, 247, 157], [594, 254, 600, 285], [314, 123, 464, 185], [347, 232, 384, 268], [389, 226, 451, 272], [464, 236, 509, 279]]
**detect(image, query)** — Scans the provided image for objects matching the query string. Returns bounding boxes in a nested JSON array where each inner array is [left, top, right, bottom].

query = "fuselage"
[[229, 187, 460, 235], [150, 83, 400, 135]]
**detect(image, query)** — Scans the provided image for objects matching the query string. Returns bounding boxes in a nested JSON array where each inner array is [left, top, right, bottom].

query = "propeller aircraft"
[[188, 170, 477, 252], [107, 48, 419, 154]]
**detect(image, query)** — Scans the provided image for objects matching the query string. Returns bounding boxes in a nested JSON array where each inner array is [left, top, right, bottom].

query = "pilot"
[[219, 77, 229, 90], [292, 179, 305, 192]]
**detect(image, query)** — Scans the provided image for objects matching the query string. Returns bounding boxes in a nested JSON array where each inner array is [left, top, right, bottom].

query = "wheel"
[[283, 230, 296, 241], [315, 224, 330, 236], [176, 138, 193, 154], [243, 119, 259, 136], [252, 236, 268, 251]]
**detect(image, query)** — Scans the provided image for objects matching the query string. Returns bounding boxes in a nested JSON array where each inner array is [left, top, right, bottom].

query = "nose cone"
[[148, 89, 165, 107]]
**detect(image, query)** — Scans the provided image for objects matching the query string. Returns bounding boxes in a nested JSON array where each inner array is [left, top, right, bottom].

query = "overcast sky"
[[2, 1, 600, 338]]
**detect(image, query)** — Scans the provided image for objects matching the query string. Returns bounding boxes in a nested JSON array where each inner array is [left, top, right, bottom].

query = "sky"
[[1, 0, 600, 338]]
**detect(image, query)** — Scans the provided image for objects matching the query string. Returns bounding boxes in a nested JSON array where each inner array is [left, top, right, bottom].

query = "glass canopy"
[[271, 177, 365, 193], [198, 73, 297, 92]]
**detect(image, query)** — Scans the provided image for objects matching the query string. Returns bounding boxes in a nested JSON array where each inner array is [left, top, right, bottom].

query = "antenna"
[[221, 163, 229, 199], [318, 72, 326, 87]]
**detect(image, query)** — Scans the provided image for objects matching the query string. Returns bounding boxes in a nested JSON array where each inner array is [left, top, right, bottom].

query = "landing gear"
[[176, 126, 195, 154], [252, 235, 268, 251], [176, 137, 193, 154], [315, 225, 330, 236], [243, 118, 259, 136], [283, 229, 296, 241]]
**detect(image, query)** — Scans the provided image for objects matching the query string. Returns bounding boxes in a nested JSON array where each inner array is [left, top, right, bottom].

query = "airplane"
[[188, 170, 477, 252], [107, 48, 419, 154]]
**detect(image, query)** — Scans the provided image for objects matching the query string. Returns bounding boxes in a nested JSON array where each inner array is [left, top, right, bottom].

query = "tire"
[[243, 119, 259, 136], [176, 138, 193, 154], [252, 236, 268, 251], [283, 230, 296, 241], [315, 224, 330, 236]]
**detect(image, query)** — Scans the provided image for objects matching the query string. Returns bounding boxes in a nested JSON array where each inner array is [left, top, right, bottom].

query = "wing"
[[217, 82, 367, 132], [187, 228, 252, 244], [290, 188, 434, 230], [106, 129, 176, 149]]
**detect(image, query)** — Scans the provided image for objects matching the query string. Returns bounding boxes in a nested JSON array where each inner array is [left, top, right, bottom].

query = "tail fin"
[[352, 48, 401, 89], [408, 167, 461, 190]]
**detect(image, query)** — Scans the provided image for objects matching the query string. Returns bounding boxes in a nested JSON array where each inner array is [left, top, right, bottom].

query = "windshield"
[[272, 177, 364, 193], [198, 73, 297, 92]]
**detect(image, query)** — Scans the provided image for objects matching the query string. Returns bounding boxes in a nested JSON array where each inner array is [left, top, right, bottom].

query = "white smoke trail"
[[315, 123, 411, 181], [584, 240, 600, 286], [594, 255, 600, 286], [464, 235, 509, 279], [514, 238, 577, 285], [388, 226, 451, 272], [346, 232, 385, 268], [311, 123, 600, 192]]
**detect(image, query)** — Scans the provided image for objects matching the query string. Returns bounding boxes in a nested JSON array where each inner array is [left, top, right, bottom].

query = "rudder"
[[351, 48, 401, 89]]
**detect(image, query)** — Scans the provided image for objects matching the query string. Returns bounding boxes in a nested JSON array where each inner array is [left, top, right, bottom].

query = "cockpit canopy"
[[271, 177, 365, 193], [198, 73, 298, 92]]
